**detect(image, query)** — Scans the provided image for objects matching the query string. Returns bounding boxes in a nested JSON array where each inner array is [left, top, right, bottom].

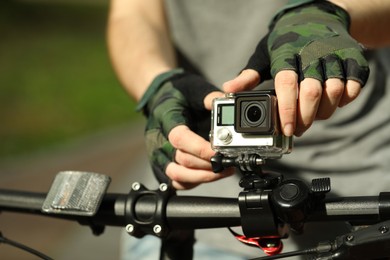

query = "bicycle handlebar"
[[1, 188, 389, 232], [0, 189, 240, 229], [2, 174, 390, 259]]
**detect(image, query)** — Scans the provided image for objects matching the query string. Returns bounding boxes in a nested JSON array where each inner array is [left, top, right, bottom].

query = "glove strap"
[[136, 68, 184, 112]]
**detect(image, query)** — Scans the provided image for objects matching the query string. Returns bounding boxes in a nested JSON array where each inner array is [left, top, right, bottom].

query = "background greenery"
[[0, 0, 141, 158]]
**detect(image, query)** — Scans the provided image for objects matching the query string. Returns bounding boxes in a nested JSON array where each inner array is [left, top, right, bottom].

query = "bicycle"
[[1, 158, 390, 260]]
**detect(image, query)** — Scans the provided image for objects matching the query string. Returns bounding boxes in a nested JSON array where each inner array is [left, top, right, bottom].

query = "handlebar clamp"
[[125, 182, 175, 238]]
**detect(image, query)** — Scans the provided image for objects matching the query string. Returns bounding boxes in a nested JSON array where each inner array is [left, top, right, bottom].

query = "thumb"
[[223, 69, 260, 93], [223, 34, 272, 93], [241, 33, 272, 83]]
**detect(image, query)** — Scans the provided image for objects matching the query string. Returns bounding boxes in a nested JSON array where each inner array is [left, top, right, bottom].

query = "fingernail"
[[283, 123, 294, 137]]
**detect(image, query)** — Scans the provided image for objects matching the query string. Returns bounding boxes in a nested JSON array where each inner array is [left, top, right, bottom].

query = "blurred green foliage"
[[0, 1, 141, 157]]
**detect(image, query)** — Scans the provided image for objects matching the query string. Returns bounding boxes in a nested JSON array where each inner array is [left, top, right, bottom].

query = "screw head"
[[159, 183, 168, 192], [132, 182, 141, 191], [153, 225, 162, 234], [126, 224, 134, 234], [346, 235, 354, 242], [379, 226, 389, 234]]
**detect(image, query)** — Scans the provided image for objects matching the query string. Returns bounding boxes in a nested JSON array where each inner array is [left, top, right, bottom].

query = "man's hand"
[[224, 2, 369, 137], [140, 71, 233, 189]]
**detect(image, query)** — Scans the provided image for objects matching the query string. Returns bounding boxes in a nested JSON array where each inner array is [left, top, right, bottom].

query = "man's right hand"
[[224, 2, 369, 137]]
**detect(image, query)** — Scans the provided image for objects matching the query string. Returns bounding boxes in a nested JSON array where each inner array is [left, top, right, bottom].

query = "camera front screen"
[[217, 104, 235, 126]]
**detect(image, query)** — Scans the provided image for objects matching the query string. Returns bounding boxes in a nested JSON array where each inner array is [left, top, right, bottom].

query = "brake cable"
[[0, 232, 53, 260]]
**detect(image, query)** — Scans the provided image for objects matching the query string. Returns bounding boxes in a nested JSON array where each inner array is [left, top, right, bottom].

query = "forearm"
[[329, 0, 390, 48], [107, 0, 176, 101]]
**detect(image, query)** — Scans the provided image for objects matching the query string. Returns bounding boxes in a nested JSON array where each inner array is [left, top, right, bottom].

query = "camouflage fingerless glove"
[[245, 1, 370, 86], [268, 2, 369, 84], [137, 70, 219, 183]]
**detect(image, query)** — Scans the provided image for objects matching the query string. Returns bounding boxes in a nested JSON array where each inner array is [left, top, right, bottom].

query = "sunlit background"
[[0, 0, 141, 159], [0, 1, 146, 259]]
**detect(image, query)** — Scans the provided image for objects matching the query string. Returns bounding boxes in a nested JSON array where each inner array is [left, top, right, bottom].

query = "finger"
[[222, 69, 260, 93], [274, 70, 299, 137], [343, 50, 370, 86], [339, 79, 361, 107], [171, 181, 199, 190], [316, 78, 344, 120], [144, 128, 173, 184], [322, 53, 344, 81], [151, 149, 172, 184], [295, 78, 322, 136], [174, 149, 212, 170], [204, 91, 225, 111], [166, 162, 234, 190], [168, 125, 215, 161]]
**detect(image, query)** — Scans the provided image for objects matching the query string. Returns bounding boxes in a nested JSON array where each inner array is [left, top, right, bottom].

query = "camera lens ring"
[[244, 102, 266, 127]]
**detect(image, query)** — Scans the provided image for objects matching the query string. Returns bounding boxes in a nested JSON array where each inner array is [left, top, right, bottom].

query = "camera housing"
[[210, 90, 292, 160]]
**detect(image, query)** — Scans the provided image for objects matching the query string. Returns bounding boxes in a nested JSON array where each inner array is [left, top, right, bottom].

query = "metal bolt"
[[255, 158, 264, 165], [126, 224, 134, 234], [379, 226, 389, 234], [153, 225, 162, 234], [159, 183, 168, 192], [266, 242, 276, 248], [346, 235, 354, 242], [132, 182, 141, 191]]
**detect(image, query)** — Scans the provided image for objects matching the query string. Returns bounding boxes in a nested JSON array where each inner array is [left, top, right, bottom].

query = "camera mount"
[[211, 151, 333, 255], [211, 152, 265, 173]]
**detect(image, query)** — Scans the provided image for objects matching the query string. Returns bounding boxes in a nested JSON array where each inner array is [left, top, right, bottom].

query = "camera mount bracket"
[[211, 152, 265, 173]]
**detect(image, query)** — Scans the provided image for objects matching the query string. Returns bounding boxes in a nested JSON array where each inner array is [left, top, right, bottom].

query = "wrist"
[[134, 66, 177, 101], [326, 0, 348, 13], [136, 68, 185, 113], [270, 0, 316, 27], [271, 1, 350, 30]]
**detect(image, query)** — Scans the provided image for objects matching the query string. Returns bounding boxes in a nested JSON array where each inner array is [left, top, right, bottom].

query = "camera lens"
[[235, 93, 273, 134], [244, 102, 265, 126], [247, 105, 262, 123]]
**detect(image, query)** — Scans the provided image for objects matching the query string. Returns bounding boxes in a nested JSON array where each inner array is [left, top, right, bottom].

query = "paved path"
[[0, 122, 159, 260]]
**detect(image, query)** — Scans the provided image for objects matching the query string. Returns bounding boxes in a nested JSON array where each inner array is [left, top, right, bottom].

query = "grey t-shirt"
[[165, 0, 286, 86], [163, 0, 390, 257]]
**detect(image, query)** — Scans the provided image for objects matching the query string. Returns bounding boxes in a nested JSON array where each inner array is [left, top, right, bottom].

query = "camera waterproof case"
[[210, 90, 292, 160]]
